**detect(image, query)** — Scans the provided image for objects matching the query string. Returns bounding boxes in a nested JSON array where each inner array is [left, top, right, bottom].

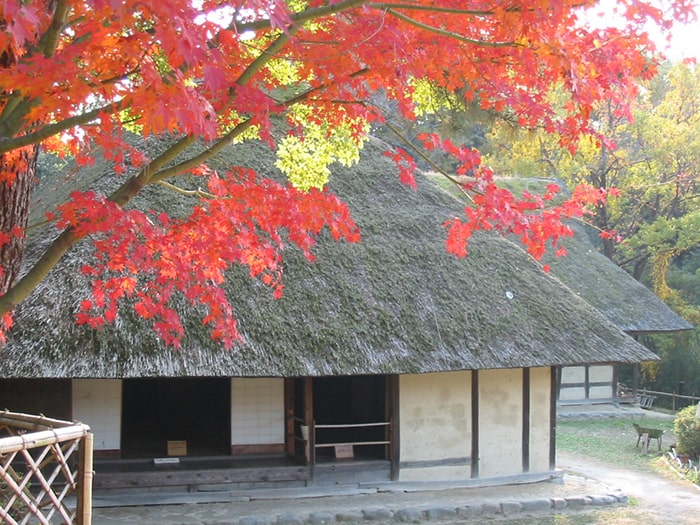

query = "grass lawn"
[[491, 413, 682, 524], [556, 415, 676, 471]]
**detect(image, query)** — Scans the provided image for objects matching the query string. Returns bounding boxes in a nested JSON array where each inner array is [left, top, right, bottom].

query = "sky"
[[662, 16, 700, 60], [583, 0, 700, 61]]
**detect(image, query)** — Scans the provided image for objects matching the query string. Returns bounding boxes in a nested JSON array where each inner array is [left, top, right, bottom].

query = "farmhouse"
[[0, 136, 657, 492]]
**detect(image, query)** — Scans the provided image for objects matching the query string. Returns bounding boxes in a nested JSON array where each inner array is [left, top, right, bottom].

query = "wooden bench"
[[633, 423, 664, 451]]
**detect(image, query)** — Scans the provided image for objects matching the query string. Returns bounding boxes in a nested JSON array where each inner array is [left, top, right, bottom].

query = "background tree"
[[0, 0, 695, 347], [484, 61, 700, 402], [485, 61, 700, 308]]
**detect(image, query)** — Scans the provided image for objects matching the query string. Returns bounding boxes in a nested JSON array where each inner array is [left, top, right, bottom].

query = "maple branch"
[[0, 1, 71, 139], [37, 0, 71, 58], [0, 132, 200, 317], [0, 97, 32, 139], [367, 3, 499, 16], [156, 181, 217, 199], [232, 0, 368, 32], [385, 8, 520, 48], [149, 120, 257, 184], [0, 100, 124, 155], [381, 119, 473, 202], [281, 68, 371, 106], [109, 135, 198, 205], [237, 31, 296, 87], [0, 228, 78, 315]]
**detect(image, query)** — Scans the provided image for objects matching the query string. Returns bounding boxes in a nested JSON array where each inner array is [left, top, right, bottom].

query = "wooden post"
[[284, 379, 295, 456], [76, 432, 94, 525], [389, 375, 400, 481]]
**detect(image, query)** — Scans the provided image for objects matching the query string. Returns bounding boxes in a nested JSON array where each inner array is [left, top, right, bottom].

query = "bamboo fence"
[[0, 410, 93, 525]]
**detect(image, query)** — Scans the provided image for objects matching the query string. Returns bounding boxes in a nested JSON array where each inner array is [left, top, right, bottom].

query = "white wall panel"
[[72, 379, 121, 450], [231, 378, 284, 445]]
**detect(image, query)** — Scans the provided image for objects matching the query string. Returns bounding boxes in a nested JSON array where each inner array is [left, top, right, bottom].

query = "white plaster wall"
[[589, 366, 613, 382], [589, 366, 614, 399], [559, 366, 585, 400], [589, 386, 613, 399], [398, 371, 471, 481], [560, 366, 613, 400], [528, 367, 551, 472], [558, 386, 586, 400], [72, 379, 121, 451], [231, 378, 284, 445], [561, 366, 584, 382], [478, 368, 522, 478]]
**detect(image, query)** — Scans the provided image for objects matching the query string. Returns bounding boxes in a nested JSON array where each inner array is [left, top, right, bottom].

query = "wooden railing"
[[638, 389, 700, 411], [313, 421, 390, 448], [0, 410, 93, 525], [294, 418, 392, 466]]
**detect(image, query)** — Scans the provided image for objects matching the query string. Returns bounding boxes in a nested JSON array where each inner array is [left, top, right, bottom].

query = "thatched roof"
[[492, 178, 693, 335], [0, 136, 657, 378], [543, 222, 692, 335]]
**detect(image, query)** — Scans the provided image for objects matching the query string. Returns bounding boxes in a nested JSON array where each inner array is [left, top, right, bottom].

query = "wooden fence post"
[[77, 432, 94, 525]]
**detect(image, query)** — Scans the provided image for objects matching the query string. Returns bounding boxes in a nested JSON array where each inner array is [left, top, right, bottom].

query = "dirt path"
[[557, 450, 700, 524]]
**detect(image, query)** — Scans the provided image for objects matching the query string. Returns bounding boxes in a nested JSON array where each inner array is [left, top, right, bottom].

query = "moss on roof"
[[488, 176, 692, 334], [0, 137, 657, 378]]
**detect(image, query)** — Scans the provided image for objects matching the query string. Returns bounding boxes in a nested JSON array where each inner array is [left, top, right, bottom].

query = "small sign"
[[153, 457, 180, 465], [167, 440, 187, 456], [334, 444, 354, 459]]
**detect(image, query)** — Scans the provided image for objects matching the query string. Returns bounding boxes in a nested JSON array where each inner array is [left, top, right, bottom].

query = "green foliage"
[[674, 405, 700, 460], [636, 333, 700, 403], [275, 105, 368, 191], [484, 61, 700, 283], [557, 417, 674, 471]]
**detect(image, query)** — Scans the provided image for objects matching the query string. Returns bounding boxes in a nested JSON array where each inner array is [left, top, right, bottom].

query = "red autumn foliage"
[[0, 0, 695, 346]]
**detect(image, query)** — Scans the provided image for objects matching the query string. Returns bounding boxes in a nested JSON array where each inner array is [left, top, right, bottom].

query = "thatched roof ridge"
[[0, 137, 657, 378]]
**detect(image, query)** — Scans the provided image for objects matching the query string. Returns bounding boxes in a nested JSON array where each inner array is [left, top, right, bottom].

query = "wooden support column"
[[304, 378, 314, 470], [549, 366, 557, 470], [284, 379, 295, 456], [389, 374, 400, 481], [471, 370, 479, 479], [522, 368, 530, 473], [77, 432, 94, 525]]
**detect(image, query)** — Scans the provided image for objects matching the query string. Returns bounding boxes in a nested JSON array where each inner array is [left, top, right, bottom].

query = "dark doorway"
[[121, 378, 230, 458], [0, 379, 71, 421], [312, 375, 387, 460]]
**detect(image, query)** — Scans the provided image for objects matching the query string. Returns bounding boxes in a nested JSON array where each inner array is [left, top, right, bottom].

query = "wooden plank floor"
[[93, 455, 310, 490]]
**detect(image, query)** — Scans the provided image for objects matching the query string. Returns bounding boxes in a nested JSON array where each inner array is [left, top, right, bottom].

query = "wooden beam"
[[284, 378, 295, 456], [522, 368, 530, 473], [549, 366, 557, 471], [389, 374, 400, 481], [304, 378, 314, 470], [471, 370, 479, 479], [92, 465, 310, 490], [77, 432, 94, 525]]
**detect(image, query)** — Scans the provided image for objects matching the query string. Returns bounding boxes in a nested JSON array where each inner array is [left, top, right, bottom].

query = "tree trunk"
[[0, 147, 39, 294]]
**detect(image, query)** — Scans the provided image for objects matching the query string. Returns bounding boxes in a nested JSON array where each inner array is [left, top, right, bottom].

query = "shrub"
[[674, 405, 700, 460]]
